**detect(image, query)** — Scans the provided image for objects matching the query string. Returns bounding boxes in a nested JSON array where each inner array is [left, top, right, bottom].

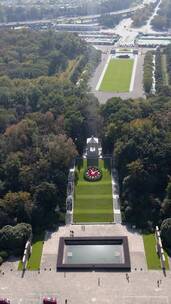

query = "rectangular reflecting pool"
[[64, 244, 124, 264], [57, 237, 130, 271]]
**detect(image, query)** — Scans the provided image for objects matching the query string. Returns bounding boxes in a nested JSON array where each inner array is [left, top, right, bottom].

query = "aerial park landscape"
[[0, 0, 171, 303]]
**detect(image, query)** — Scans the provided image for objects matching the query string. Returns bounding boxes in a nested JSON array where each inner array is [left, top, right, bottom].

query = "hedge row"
[[143, 51, 154, 94], [155, 49, 163, 92], [69, 55, 87, 83]]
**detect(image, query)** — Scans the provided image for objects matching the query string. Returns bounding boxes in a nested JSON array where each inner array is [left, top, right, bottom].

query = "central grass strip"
[[27, 232, 44, 270], [73, 159, 113, 223], [18, 232, 44, 271], [143, 234, 169, 270], [99, 58, 134, 93]]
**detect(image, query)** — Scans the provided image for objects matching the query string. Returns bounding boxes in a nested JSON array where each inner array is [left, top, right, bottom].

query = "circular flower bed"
[[84, 166, 102, 182]]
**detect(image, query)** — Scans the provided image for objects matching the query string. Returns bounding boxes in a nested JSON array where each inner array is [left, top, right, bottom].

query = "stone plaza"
[[0, 223, 171, 304]]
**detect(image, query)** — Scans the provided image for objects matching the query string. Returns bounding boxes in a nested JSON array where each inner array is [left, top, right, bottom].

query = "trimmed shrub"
[[0, 251, 9, 259], [0, 223, 32, 255], [161, 218, 171, 248], [143, 51, 153, 94], [0, 256, 3, 265]]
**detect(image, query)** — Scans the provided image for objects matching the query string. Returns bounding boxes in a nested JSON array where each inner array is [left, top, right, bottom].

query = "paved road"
[[114, 0, 163, 47]]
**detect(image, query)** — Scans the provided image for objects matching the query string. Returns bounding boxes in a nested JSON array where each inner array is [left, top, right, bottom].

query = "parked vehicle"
[[0, 299, 10, 304], [43, 297, 57, 304]]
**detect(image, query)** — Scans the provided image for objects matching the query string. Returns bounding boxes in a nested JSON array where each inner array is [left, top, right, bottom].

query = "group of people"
[[70, 230, 74, 237]]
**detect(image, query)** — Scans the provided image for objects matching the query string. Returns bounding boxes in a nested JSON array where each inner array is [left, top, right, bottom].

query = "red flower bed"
[[84, 167, 102, 182]]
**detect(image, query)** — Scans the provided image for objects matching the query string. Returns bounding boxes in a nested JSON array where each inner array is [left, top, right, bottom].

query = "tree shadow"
[[43, 229, 59, 242], [87, 158, 99, 167], [76, 157, 84, 171], [103, 157, 112, 173], [124, 223, 143, 235], [6, 256, 19, 263]]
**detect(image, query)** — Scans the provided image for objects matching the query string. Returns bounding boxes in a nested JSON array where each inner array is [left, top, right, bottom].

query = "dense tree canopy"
[[154, 45, 171, 96], [0, 30, 100, 256], [0, 223, 32, 255], [132, 1, 158, 27], [0, 30, 100, 80], [100, 97, 171, 229], [143, 51, 154, 94], [99, 14, 122, 28], [161, 218, 171, 248], [151, 0, 171, 30]]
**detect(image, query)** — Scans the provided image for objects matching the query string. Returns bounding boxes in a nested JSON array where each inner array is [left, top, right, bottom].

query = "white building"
[[84, 136, 102, 158]]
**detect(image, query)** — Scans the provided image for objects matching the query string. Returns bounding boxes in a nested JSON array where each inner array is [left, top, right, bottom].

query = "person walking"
[[126, 273, 129, 282]]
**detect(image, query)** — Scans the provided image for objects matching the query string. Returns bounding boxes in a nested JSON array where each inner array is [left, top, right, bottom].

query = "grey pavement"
[[0, 268, 171, 304], [111, 168, 122, 224], [114, 213, 122, 224], [1, 224, 171, 304]]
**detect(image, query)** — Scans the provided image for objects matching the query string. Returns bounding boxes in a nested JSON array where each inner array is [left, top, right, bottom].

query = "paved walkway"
[[1, 260, 170, 304], [111, 168, 122, 224]]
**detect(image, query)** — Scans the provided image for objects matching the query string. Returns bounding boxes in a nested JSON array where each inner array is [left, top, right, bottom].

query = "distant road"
[[58, 4, 144, 21], [0, 2, 145, 27]]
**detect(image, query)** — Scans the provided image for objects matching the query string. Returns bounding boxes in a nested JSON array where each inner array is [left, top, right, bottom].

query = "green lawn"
[[99, 58, 134, 92], [73, 159, 114, 223], [18, 232, 44, 271], [143, 234, 169, 270]]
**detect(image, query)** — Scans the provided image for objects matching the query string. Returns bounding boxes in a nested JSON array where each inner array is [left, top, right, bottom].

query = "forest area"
[[131, 1, 159, 27], [151, 0, 171, 30], [0, 30, 101, 262], [101, 96, 171, 247], [153, 45, 171, 95]]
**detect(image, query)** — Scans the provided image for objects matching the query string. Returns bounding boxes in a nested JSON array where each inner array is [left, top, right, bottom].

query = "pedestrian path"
[[111, 168, 122, 224]]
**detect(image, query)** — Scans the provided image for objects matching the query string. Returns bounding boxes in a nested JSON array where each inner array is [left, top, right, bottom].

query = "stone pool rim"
[[57, 236, 131, 271]]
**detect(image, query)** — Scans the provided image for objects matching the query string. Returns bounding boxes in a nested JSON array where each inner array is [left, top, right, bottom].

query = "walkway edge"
[[129, 54, 138, 92], [96, 54, 111, 91]]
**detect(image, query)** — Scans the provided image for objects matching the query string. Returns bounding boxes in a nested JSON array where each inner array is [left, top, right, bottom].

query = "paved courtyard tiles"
[[1, 224, 170, 303], [0, 271, 171, 304]]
